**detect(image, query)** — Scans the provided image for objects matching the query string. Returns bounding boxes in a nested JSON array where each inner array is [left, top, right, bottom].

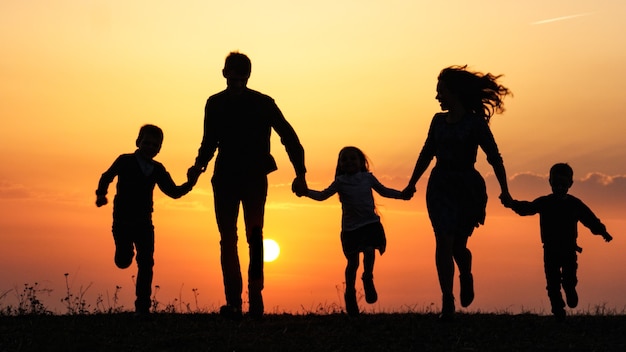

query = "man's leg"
[[213, 179, 244, 312], [242, 176, 268, 318]]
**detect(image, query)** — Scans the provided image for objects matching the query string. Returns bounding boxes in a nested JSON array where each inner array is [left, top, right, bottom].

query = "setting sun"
[[263, 239, 280, 262]]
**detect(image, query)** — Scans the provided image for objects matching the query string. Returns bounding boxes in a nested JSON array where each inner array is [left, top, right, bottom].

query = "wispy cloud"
[[531, 12, 594, 25]]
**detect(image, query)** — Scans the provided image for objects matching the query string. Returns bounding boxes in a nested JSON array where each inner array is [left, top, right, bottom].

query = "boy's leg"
[[112, 221, 134, 269], [544, 249, 565, 319], [344, 253, 360, 316], [242, 176, 268, 319], [362, 247, 377, 304], [453, 235, 474, 307], [133, 222, 155, 314], [562, 251, 579, 308]]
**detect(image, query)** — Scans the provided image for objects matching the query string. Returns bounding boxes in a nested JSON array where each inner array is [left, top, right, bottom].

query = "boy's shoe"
[[362, 274, 378, 304], [564, 287, 578, 308], [219, 305, 243, 321], [440, 295, 455, 321], [459, 273, 474, 307], [344, 289, 359, 317]]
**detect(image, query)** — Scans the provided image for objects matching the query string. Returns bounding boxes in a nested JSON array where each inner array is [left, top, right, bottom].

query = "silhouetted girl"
[[300, 146, 411, 316], [402, 66, 512, 320]]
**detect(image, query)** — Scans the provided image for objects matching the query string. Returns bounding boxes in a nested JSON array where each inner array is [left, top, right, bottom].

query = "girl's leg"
[[435, 233, 455, 319], [344, 253, 360, 316], [362, 247, 377, 303], [452, 235, 474, 307]]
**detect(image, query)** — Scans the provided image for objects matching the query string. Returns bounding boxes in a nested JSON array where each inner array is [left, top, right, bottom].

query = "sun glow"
[[263, 239, 280, 262]]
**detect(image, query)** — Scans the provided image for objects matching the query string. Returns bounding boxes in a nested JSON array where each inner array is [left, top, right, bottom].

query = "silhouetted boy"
[[96, 124, 198, 317], [502, 163, 613, 320]]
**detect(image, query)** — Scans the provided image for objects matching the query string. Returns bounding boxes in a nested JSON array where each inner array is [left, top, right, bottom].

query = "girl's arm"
[[370, 174, 404, 199], [303, 181, 337, 201]]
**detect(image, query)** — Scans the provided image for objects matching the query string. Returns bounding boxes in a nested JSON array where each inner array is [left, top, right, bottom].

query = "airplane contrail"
[[531, 12, 594, 25]]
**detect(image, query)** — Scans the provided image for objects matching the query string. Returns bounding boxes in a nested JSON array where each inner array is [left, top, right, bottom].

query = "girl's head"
[[335, 146, 370, 177], [437, 65, 512, 122]]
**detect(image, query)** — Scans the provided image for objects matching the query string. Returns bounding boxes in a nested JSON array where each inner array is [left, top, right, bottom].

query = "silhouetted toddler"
[[296, 146, 411, 316], [501, 163, 613, 320], [96, 124, 198, 317]]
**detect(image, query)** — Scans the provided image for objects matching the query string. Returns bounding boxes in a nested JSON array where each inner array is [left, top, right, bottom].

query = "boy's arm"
[[95, 158, 120, 207], [507, 199, 539, 216], [577, 200, 613, 242], [156, 166, 195, 199]]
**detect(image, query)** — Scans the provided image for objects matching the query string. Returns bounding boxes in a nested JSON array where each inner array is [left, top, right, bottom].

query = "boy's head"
[[549, 163, 573, 196], [136, 124, 163, 160], [223, 51, 251, 94]]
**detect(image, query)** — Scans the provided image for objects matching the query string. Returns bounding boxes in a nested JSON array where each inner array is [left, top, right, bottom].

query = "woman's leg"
[[435, 233, 455, 319], [452, 235, 474, 307]]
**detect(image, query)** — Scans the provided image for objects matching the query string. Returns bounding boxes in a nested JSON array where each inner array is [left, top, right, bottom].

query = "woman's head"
[[437, 65, 511, 122], [335, 146, 370, 177]]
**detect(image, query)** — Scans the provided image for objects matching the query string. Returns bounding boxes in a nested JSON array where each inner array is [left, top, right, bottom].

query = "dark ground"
[[1, 312, 625, 351]]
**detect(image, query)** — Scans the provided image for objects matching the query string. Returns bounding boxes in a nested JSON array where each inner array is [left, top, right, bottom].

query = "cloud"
[[0, 180, 33, 200], [530, 12, 594, 25]]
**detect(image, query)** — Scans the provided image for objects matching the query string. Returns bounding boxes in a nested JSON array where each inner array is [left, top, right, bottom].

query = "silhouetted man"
[[190, 51, 307, 319]]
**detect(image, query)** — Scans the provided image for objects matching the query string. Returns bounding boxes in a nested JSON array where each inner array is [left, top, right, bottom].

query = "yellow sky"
[[1, 1, 625, 314]]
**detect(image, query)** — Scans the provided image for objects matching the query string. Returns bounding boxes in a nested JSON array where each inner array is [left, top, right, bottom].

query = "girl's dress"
[[307, 171, 404, 255], [415, 113, 505, 237]]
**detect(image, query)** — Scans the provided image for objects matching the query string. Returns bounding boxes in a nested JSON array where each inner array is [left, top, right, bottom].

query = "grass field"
[[1, 312, 625, 351]]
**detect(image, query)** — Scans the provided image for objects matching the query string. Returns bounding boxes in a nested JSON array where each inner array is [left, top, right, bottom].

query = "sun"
[[263, 238, 280, 262]]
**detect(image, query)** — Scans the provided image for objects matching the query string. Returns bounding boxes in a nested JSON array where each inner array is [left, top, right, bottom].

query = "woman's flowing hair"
[[438, 65, 512, 123]]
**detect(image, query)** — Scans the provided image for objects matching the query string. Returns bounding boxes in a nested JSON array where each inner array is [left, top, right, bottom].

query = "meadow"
[[1, 281, 625, 351]]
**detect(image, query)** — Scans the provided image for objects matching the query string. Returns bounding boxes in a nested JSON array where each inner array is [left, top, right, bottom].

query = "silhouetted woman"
[[403, 65, 512, 320]]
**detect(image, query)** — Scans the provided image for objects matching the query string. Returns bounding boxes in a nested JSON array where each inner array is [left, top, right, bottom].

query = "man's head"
[[223, 51, 251, 94], [549, 163, 574, 197]]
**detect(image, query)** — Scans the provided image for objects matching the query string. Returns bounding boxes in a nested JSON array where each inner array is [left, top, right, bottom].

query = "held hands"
[[291, 174, 308, 197], [401, 185, 416, 200], [499, 191, 513, 208], [187, 165, 203, 186]]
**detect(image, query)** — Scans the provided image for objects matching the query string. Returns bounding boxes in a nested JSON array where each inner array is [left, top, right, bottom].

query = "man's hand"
[[291, 174, 308, 197]]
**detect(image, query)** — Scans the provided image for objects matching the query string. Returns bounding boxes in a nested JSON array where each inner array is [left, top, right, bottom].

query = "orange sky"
[[1, 1, 625, 315]]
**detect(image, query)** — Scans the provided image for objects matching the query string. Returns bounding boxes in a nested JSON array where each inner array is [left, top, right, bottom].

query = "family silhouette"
[[96, 52, 614, 321]]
